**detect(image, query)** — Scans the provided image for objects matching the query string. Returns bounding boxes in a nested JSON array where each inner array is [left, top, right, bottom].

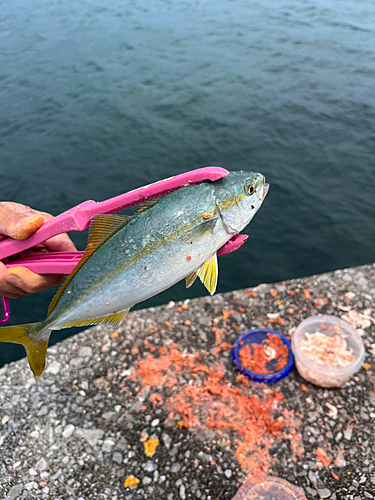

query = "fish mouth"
[[262, 183, 270, 200], [256, 176, 269, 202]]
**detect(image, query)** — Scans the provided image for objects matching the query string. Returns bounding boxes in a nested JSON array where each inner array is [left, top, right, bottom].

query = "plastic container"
[[231, 475, 307, 500], [232, 329, 294, 383], [291, 315, 365, 388]]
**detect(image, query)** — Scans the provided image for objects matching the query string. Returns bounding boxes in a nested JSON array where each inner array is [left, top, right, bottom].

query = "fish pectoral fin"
[[64, 309, 130, 328], [180, 217, 218, 245], [185, 252, 218, 295]]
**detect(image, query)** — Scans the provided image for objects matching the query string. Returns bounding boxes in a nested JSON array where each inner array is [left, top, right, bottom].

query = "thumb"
[[0, 204, 45, 240]]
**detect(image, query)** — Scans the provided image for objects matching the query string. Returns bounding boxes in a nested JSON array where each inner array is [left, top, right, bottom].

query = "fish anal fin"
[[185, 252, 218, 295], [185, 271, 197, 288], [64, 309, 130, 329], [48, 214, 131, 316]]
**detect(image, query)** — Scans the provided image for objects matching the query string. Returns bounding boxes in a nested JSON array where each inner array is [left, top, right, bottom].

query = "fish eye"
[[245, 182, 255, 196]]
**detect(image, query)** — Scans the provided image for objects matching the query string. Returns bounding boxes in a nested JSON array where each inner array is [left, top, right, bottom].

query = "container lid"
[[232, 328, 294, 383], [231, 475, 307, 500]]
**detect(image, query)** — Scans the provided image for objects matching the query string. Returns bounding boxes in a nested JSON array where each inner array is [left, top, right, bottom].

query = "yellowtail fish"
[[0, 171, 269, 376]]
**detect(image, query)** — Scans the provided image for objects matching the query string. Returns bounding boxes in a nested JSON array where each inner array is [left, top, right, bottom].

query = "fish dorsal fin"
[[185, 252, 218, 295], [87, 214, 132, 249], [135, 198, 160, 214], [64, 308, 130, 328], [48, 214, 131, 316]]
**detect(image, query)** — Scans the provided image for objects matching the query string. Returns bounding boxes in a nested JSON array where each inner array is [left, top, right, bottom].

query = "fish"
[[0, 171, 269, 377]]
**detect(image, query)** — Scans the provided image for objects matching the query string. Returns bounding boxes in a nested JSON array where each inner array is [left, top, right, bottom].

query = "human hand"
[[0, 202, 76, 299]]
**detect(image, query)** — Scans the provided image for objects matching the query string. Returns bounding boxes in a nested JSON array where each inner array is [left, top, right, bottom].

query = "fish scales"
[[50, 181, 221, 327]]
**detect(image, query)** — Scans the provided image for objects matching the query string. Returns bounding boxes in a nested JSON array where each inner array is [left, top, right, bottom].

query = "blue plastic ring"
[[232, 328, 294, 384]]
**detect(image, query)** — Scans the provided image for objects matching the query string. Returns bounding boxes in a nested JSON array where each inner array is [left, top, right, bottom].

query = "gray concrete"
[[0, 263, 374, 500]]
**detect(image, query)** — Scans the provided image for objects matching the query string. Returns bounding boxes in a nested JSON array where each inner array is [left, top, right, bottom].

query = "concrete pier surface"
[[1, 263, 374, 500]]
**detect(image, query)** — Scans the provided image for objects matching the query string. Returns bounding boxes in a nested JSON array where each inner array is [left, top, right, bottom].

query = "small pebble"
[[25, 482, 37, 491], [62, 424, 75, 439], [145, 461, 154, 472], [78, 346, 93, 357], [180, 484, 186, 499], [318, 488, 331, 499], [36, 457, 48, 472], [102, 411, 115, 420], [112, 452, 123, 464], [162, 433, 172, 449], [344, 427, 353, 440], [45, 360, 61, 375], [76, 428, 104, 447], [102, 438, 115, 452], [5, 484, 23, 500]]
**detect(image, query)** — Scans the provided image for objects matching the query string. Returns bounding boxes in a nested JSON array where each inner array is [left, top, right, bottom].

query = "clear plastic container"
[[231, 476, 307, 500], [291, 315, 365, 388]]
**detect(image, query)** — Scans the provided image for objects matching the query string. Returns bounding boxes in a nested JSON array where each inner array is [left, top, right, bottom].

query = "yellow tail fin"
[[0, 323, 48, 377]]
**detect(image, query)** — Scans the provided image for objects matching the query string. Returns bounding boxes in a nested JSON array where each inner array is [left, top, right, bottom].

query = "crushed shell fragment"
[[124, 475, 140, 487], [144, 438, 159, 457]]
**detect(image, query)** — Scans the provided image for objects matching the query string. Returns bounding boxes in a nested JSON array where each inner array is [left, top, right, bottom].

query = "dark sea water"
[[1, 0, 374, 368]]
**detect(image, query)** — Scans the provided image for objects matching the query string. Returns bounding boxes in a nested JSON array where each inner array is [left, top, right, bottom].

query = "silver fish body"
[[49, 171, 267, 329]]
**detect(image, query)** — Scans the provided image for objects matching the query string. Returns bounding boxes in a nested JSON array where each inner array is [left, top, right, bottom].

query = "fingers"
[[44, 233, 77, 253], [0, 204, 77, 251], [0, 203, 45, 240], [0, 262, 26, 298], [0, 265, 64, 298], [0, 201, 74, 299]]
